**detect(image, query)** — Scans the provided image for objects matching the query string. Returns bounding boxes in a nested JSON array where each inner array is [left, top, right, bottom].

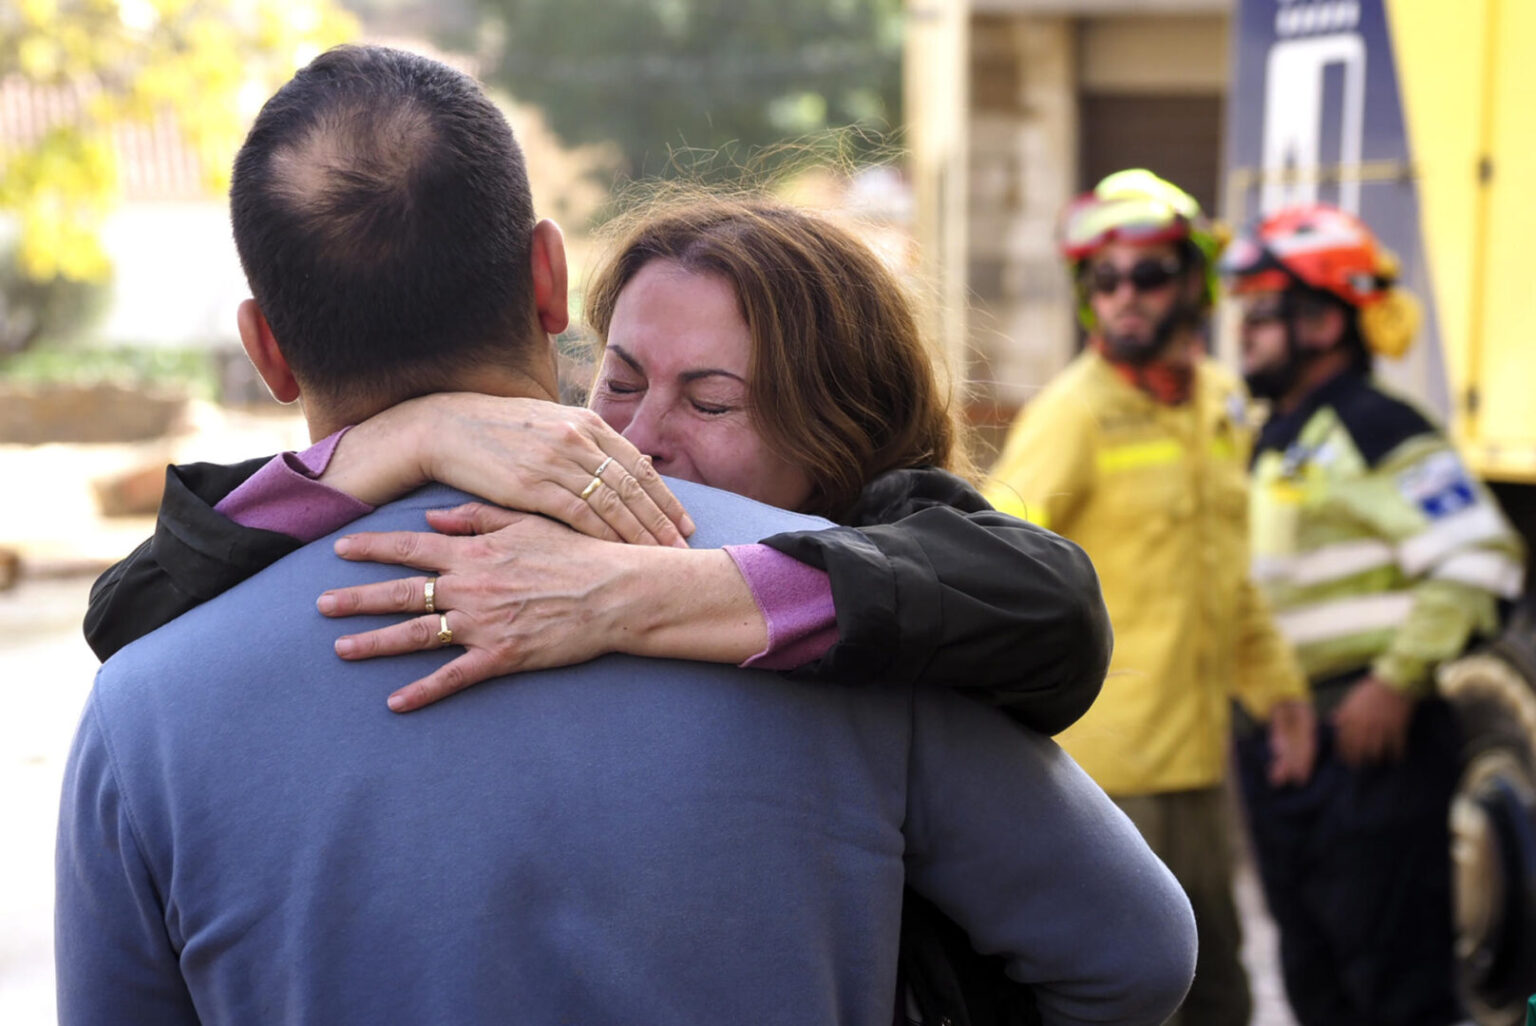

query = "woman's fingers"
[[334, 529, 456, 568], [326, 604, 515, 713], [560, 410, 689, 543], [332, 612, 454, 660], [629, 453, 695, 540], [436, 398, 690, 547], [567, 454, 690, 548], [321, 510, 640, 714], [318, 575, 440, 618], [386, 649, 503, 712], [576, 468, 669, 546], [590, 447, 695, 546], [425, 503, 523, 536]]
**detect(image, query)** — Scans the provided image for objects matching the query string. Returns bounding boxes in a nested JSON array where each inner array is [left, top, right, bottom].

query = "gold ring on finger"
[[436, 612, 453, 646], [579, 475, 603, 501], [424, 576, 437, 614]]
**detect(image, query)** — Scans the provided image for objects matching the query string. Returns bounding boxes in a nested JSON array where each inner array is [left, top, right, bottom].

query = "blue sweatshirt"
[[57, 480, 1194, 1026]]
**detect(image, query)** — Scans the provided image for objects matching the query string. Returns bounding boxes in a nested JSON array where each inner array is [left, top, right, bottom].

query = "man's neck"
[[1276, 349, 1354, 415], [1094, 327, 1205, 406], [303, 363, 561, 442]]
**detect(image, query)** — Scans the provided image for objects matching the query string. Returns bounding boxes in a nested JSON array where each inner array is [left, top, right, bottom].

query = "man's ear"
[[237, 299, 301, 404], [530, 218, 570, 336]]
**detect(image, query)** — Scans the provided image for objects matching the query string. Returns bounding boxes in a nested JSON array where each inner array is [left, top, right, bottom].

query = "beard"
[[1100, 298, 1205, 367], [1243, 360, 1301, 402], [1243, 327, 1324, 402]]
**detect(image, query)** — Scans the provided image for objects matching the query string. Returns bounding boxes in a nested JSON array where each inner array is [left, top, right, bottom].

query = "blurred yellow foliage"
[[0, 0, 359, 283], [18, 0, 59, 29]]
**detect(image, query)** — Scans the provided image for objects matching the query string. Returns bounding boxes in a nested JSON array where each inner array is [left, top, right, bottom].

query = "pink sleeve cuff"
[[214, 427, 375, 542], [723, 543, 837, 671]]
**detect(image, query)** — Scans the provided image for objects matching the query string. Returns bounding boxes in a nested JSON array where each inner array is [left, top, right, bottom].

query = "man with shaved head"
[[227, 45, 547, 425], [55, 46, 1196, 1025]]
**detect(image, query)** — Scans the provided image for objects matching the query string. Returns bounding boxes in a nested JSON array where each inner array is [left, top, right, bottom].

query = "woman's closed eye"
[[599, 378, 644, 398], [685, 384, 747, 416]]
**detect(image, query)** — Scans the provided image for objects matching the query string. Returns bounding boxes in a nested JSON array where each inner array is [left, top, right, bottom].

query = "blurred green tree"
[[471, 0, 902, 178], [0, 0, 355, 289], [0, 243, 111, 355]]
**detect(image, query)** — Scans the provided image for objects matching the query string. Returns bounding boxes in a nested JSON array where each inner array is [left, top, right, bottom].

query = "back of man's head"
[[231, 45, 537, 409]]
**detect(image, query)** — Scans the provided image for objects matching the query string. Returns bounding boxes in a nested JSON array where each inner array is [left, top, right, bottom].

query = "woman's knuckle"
[[648, 509, 675, 534]]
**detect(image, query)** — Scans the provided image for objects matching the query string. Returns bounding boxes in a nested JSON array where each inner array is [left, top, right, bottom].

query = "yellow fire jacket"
[[984, 350, 1307, 796], [1249, 371, 1524, 694]]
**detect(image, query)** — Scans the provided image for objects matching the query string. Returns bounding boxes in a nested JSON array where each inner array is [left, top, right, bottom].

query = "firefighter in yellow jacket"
[[1223, 205, 1524, 1026], [984, 170, 1314, 1026]]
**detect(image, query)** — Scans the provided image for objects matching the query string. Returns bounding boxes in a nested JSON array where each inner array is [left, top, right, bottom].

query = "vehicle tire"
[[1439, 650, 1536, 1026]]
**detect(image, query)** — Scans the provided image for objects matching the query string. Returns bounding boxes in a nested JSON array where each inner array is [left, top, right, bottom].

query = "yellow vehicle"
[[1225, 1, 1535, 1021]]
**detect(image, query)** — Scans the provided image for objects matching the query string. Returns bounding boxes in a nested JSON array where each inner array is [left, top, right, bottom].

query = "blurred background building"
[[906, 0, 1231, 451]]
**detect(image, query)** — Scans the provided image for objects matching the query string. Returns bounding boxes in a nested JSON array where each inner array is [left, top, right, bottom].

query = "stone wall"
[[0, 383, 187, 445], [964, 14, 1081, 455], [957, 7, 1229, 461]]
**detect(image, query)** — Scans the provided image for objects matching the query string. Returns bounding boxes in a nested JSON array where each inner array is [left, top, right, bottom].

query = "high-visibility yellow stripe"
[[1096, 439, 1183, 474]]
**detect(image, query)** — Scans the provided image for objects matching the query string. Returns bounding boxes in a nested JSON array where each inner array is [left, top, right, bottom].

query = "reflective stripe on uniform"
[[1097, 439, 1183, 474], [1251, 539, 1397, 587], [1429, 550, 1526, 598], [1398, 504, 1511, 575], [1275, 592, 1416, 646]]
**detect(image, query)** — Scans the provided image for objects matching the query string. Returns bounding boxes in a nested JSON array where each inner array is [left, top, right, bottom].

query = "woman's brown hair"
[[584, 194, 975, 520]]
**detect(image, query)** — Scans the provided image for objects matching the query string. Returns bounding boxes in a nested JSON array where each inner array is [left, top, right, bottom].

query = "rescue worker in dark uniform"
[[1223, 204, 1524, 1026]]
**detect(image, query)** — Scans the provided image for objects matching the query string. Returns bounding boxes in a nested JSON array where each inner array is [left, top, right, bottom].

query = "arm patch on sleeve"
[[1397, 450, 1477, 519]]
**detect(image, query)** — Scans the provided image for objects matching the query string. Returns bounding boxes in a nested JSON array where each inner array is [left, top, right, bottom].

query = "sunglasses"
[[1087, 256, 1183, 296]]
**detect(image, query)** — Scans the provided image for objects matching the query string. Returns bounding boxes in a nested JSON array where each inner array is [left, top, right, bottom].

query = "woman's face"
[[590, 259, 814, 511]]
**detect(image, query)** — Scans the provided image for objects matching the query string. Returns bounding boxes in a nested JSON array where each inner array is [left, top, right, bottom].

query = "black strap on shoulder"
[[1326, 374, 1436, 467]]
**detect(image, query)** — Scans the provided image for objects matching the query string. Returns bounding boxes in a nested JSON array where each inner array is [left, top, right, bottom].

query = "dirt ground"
[[0, 403, 1299, 1024]]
